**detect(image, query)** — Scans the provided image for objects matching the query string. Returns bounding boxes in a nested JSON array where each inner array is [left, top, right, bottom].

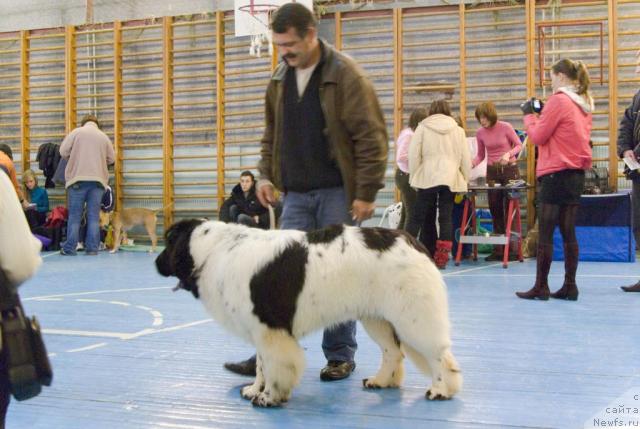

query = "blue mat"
[[553, 192, 635, 262]]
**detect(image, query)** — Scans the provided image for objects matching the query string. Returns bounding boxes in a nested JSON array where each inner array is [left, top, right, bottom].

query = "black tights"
[[538, 203, 579, 246]]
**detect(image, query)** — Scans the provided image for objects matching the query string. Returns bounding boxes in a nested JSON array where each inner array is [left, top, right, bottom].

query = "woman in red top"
[[472, 102, 522, 261], [516, 59, 593, 301]]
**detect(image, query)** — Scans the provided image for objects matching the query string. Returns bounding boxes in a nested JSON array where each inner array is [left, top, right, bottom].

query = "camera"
[[532, 98, 542, 113], [1, 301, 53, 401], [520, 97, 544, 115]]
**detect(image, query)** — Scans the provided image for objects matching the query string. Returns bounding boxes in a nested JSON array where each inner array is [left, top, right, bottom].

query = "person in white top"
[[0, 168, 42, 426], [407, 99, 471, 269], [395, 107, 427, 230]]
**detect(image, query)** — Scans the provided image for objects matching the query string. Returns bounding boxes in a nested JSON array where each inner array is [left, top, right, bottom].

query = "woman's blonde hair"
[[22, 169, 37, 202]]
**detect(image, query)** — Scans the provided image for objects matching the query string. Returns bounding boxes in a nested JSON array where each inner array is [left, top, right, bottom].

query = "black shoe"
[[621, 281, 640, 292], [320, 360, 356, 381], [223, 357, 256, 376]]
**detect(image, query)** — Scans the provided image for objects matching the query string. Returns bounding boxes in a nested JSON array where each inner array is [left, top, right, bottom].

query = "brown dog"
[[100, 208, 158, 253]]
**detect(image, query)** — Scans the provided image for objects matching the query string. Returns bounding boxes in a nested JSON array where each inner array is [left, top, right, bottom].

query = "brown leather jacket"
[[257, 40, 388, 204]]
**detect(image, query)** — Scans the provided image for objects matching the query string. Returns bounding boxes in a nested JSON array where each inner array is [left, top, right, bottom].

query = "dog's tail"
[[153, 201, 175, 214]]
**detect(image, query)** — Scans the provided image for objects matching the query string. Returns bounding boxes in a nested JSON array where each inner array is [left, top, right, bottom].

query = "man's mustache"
[[283, 54, 296, 60]]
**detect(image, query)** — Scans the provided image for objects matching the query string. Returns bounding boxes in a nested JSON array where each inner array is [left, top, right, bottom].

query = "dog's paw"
[[362, 376, 399, 389], [109, 249, 117, 254], [240, 384, 263, 401], [362, 377, 383, 389], [251, 392, 283, 408], [426, 386, 451, 401]]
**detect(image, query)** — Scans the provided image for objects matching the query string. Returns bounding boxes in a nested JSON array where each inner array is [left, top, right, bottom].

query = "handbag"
[[0, 271, 53, 401]]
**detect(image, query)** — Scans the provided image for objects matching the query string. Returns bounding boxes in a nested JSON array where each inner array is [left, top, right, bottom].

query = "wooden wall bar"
[[0, 0, 634, 237]]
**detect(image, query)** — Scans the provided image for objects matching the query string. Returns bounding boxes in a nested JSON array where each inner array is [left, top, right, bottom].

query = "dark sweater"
[[280, 53, 342, 193]]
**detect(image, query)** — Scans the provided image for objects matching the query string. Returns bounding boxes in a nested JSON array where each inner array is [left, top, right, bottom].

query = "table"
[[454, 185, 528, 268]]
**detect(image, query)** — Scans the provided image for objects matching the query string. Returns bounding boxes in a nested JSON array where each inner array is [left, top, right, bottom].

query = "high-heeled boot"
[[550, 242, 579, 300], [516, 243, 552, 300], [434, 240, 452, 269]]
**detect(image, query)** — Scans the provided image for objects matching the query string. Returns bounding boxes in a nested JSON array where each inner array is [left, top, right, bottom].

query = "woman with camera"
[[472, 101, 523, 261], [515, 59, 593, 301]]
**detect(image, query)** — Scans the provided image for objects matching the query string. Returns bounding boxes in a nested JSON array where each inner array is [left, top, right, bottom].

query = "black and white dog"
[[156, 219, 462, 407]]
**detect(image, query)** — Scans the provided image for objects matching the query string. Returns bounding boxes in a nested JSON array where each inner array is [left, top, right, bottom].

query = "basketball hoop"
[[237, 3, 278, 58], [234, 0, 314, 58]]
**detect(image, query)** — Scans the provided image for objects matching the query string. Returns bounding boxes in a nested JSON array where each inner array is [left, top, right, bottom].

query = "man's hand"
[[351, 199, 376, 223], [624, 150, 636, 162], [256, 182, 276, 208]]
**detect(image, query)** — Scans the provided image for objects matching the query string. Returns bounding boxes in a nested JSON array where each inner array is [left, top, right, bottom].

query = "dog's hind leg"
[[250, 330, 305, 408], [110, 227, 121, 253], [396, 327, 462, 400], [241, 354, 265, 401], [360, 318, 404, 389], [145, 217, 158, 252]]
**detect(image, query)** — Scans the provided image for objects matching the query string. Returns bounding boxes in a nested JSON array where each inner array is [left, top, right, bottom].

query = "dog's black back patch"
[[249, 242, 308, 334], [306, 224, 344, 244], [397, 230, 432, 259], [360, 227, 399, 252]]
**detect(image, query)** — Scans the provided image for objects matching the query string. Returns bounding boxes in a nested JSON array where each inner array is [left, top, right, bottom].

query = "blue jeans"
[[281, 187, 357, 363], [62, 181, 104, 254]]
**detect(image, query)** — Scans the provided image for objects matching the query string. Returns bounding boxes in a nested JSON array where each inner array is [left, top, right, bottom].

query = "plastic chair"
[[379, 202, 403, 229]]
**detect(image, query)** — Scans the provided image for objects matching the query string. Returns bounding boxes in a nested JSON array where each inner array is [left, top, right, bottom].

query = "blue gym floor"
[[7, 250, 640, 429]]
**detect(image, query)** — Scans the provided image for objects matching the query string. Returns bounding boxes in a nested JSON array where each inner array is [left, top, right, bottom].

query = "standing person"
[[0, 144, 25, 203], [617, 49, 640, 293], [223, 2, 388, 381], [0, 169, 43, 429], [22, 169, 50, 229], [472, 102, 523, 261], [407, 99, 471, 269], [516, 59, 593, 301], [395, 107, 427, 230], [59, 114, 115, 256]]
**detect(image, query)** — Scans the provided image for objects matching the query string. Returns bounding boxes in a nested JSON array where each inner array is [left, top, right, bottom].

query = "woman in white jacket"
[[407, 100, 471, 269]]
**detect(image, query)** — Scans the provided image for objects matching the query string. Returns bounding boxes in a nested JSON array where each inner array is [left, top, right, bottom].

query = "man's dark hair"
[[81, 114, 100, 128], [240, 170, 255, 182], [0, 143, 13, 160], [270, 3, 316, 38]]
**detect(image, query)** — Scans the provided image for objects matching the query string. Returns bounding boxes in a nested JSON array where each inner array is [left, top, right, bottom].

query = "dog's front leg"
[[110, 227, 121, 253], [240, 354, 264, 401]]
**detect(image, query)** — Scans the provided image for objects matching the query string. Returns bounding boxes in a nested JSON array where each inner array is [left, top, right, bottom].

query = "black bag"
[[33, 223, 65, 251], [0, 273, 53, 401]]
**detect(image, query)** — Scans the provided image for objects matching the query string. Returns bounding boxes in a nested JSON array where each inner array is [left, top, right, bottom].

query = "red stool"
[[455, 187, 524, 268]]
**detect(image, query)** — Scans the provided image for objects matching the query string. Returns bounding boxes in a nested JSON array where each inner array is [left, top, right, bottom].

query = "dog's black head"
[[155, 218, 205, 298]]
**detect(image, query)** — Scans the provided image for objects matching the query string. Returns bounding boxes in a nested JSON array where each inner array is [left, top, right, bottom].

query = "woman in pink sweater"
[[516, 59, 593, 301], [472, 102, 522, 261]]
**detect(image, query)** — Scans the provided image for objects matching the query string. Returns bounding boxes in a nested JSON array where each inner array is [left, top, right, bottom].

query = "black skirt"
[[538, 169, 585, 205]]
